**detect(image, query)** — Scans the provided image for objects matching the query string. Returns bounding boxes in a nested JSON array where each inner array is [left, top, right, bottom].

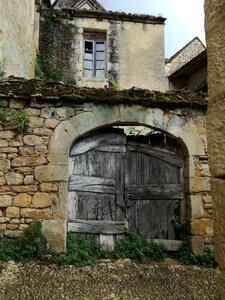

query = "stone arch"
[[35, 104, 205, 251]]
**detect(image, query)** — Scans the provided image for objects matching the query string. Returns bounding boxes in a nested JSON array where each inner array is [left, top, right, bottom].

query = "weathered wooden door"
[[125, 139, 184, 240], [68, 129, 184, 243], [68, 131, 126, 244]]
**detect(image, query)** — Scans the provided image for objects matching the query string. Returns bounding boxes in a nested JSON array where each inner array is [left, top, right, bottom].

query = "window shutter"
[[95, 40, 106, 78], [83, 40, 94, 77]]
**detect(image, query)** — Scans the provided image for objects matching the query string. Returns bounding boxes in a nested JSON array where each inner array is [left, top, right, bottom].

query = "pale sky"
[[98, 0, 205, 58]]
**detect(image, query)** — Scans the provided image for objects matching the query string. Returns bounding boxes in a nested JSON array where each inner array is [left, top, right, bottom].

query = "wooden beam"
[[126, 184, 183, 200], [154, 239, 183, 251], [69, 175, 115, 194], [68, 220, 125, 234]]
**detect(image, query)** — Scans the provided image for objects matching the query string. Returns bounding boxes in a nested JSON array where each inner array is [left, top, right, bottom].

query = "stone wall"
[[39, 10, 166, 90], [0, 80, 212, 253], [0, 0, 39, 78], [205, 0, 225, 298]]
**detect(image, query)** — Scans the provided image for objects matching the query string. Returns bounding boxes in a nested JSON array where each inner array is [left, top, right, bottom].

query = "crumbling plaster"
[[0, 0, 39, 78]]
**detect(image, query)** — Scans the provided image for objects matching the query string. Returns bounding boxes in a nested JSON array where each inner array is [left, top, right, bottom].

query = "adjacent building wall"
[[39, 11, 166, 90], [0, 0, 39, 78], [205, 0, 225, 298]]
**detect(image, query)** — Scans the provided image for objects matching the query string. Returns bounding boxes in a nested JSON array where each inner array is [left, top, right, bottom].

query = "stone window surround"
[[34, 104, 207, 252]]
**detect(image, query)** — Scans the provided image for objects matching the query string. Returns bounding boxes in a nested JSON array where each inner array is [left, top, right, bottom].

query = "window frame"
[[83, 33, 106, 78]]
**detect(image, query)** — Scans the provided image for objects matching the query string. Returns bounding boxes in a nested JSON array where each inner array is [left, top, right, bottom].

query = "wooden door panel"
[[68, 130, 184, 242], [69, 132, 126, 229], [125, 142, 184, 240]]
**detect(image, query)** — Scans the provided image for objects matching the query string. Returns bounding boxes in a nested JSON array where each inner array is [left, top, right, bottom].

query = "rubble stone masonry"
[[0, 83, 212, 254]]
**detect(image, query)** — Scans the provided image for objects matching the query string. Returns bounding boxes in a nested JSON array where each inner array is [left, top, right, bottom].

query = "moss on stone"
[[0, 79, 207, 109]]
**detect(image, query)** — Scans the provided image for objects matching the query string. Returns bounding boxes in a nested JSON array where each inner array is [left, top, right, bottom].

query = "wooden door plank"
[[69, 175, 115, 194], [70, 133, 126, 156], [126, 184, 183, 200], [68, 220, 125, 234], [127, 142, 182, 167]]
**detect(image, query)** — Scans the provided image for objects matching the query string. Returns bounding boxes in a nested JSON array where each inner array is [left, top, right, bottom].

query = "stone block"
[[21, 208, 52, 219], [32, 192, 52, 208], [19, 224, 28, 230], [34, 165, 68, 182], [9, 219, 20, 224], [0, 140, 8, 147], [29, 116, 44, 127], [23, 135, 44, 146], [23, 175, 34, 185], [190, 236, 204, 256], [0, 147, 18, 153], [7, 224, 19, 230], [12, 156, 46, 167], [190, 195, 204, 219], [35, 146, 48, 155], [0, 224, 6, 230], [0, 159, 10, 171], [191, 219, 213, 237], [7, 153, 18, 159], [45, 119, 60, 129], [0, 131, 14, 139], [6, 207, 20, 218], [19, 147, 35, 156], [5, 172, 24, 185], [0, 185, 11, 192], [0, 177, 6, 186], [189, 177, 210, 193], [33, 128, 52, 136], [0, 217, 10, 223], [24, 108, 40, 116], [41, 219, 67, 252], [11, 185, 38, 193], [4, 230, 22, 238], [40, 107, 52, 118], [40, 183, 58, 192], [0, 195, 12, 207], [13, 193, 32, 207], [8, 140, 23, 147], [13, 167, 33, 175]]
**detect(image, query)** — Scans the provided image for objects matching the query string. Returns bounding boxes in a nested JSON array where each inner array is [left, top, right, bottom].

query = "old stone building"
[[166, 37, 207, 93], [39, 0, 166, 90], [0, 0, 213, 255]]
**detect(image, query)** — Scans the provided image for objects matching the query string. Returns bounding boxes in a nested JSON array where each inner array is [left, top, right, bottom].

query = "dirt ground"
[[0, 259, 218, 300]]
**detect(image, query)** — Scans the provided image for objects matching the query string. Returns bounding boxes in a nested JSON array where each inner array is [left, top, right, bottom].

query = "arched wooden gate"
[[68, 128, 184, 245]]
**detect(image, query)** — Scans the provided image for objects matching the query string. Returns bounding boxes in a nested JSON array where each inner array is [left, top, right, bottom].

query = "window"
[[83, 33, 106, 78]]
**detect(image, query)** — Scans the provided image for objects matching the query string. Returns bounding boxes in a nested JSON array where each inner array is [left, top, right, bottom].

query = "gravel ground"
[[0, 259, 218, 300]]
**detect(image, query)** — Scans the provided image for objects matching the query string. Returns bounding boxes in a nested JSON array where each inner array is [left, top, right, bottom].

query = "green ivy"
[[35, 53, 63, 81], [0, 108, 29, 134], [177, 241, 217, 268]]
